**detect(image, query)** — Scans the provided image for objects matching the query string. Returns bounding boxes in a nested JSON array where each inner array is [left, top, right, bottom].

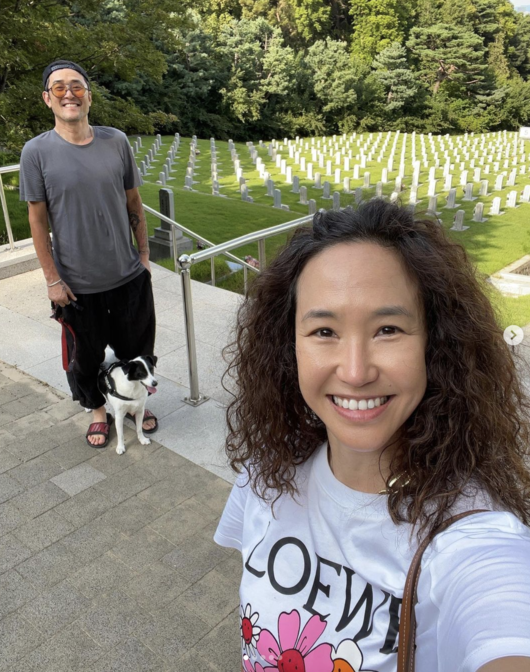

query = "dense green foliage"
[[3, 0, 530, 153]]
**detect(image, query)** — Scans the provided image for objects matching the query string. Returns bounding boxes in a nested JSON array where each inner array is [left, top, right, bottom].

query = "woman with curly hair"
[[214, 199, 530, 672]]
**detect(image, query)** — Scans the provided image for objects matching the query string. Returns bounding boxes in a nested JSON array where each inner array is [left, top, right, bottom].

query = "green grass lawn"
[[2, 131, 530, 327]]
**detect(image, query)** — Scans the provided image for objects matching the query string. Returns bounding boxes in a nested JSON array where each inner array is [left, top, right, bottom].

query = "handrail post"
[[178, 254, 209, 406], [258, 238, 266, 270], [171, 224, 179, 274], [0, 174, 16, 251], [211, 256, 216, 287], [244, 266, 248, 296]]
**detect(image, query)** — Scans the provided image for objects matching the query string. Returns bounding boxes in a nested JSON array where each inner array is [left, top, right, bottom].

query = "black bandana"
[[42, 60, 90, 90]]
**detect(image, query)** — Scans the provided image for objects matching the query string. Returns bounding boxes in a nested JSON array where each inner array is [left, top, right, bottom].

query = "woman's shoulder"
[[424, 509, 530, 572]]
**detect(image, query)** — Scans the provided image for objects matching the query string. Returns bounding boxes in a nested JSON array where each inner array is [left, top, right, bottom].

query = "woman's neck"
[[327, 440, 396, 494]]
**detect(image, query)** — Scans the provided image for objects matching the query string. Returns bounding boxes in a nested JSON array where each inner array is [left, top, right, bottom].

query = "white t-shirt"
[[214, 443, 530, 672]]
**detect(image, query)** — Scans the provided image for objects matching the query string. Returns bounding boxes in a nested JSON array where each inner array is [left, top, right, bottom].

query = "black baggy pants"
[[61, 269, 156, 409]]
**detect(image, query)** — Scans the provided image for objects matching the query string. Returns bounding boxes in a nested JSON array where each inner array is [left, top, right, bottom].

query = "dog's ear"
[[125, 361, 142, 380], [144, 355, 157, 368]]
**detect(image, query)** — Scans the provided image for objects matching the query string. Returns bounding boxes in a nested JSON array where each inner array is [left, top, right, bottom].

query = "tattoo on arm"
[[128, 211, 141, 233], [128, 206, 149, 256]]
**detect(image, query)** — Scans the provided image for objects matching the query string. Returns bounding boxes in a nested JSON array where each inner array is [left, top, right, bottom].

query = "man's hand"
[[48, 280, 77, 307], [140, 254, 151, 275]]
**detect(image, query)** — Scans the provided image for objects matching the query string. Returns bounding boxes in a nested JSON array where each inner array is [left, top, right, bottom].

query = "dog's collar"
[[101, 362, 135, 402]]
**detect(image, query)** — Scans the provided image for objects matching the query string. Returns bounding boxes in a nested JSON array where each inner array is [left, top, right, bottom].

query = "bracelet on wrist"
[[47, 279, 62, 287]]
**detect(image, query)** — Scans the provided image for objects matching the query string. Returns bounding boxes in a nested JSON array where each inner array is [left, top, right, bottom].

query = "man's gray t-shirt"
[[19, 126, 143, 294]]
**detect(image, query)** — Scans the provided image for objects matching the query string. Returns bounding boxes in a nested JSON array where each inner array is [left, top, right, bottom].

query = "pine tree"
[[407, 24, 489, 96], [372, 42, 419, 111]]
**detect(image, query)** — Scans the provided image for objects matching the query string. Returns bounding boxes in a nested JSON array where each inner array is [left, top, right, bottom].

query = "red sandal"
[[125, 409, 158, 434], [85, 413, 114, 448]]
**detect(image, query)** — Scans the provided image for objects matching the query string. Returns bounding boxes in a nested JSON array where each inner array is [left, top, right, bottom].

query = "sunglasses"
[[47, 82, 89, 99]]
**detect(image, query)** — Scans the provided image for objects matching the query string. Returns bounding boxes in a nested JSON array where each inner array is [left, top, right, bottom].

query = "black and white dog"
[[98, 355, 158, 455]]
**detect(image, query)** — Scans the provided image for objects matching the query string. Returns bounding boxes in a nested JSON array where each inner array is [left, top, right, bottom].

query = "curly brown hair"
[[223, 199, 530, 540]]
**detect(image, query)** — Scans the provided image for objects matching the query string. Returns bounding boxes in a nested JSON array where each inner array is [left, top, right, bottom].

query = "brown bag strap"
[[397, 509, 489, 672]]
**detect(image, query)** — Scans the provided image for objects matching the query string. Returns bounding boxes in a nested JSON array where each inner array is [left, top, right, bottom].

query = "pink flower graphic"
[[243, 655, 266, 672], [257, 609, 333, 672]]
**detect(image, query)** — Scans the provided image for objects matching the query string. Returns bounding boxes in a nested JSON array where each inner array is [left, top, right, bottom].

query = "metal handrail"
[[142, 204, 260, 279], [186, 215, 313, 264], [0, 163, 21, 252], [176, 214, 313, 406]]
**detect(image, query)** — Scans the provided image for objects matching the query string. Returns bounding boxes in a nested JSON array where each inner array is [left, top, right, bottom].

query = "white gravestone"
[[291, 176, 300, 194], [333, 192, 341, 211], [299, 186, 308, 205], [308, 199, 317, 214], [381, 168, 388, 184], [450, 210, 469, 231], [343, 177, 352, 193], [494, 175, 504, 191], [460, 170, 468, 186], [489, 197, 504, 216], [307, 163, 314, 180], [266, 179, 274, 197], [355, 188, 363, 204], [444, 174, 453, 191], [376, 182, 383, 198], [473, 168, 481, 182], [409, 188, 419, 205], [241, 185, 253, 203], [521, 185, 530, 203], [472, 202, 487, 222], [428, 196, 441, 215], [444, 188, 459, 209], [286, 167, 293, 184], [479, 180, 489, 196], [314, 173, 322, 189], [353, 165, 360, 179], [506, 190, 519, 208], [428, 180, 437, 197], [364, 172, 371, 188], [273, 189, 289, 210], [322, 181, 332, 199], [462, 183, 476, 201]]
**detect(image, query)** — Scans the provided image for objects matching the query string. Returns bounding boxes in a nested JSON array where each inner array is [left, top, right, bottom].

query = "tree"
[[350, 0, 416, 62], [216, 19, 296, 132], [407, 24, 489, 97], [372, 41, 419, 112], [0, 0, 189, 152], [305, 38, 358, 128]]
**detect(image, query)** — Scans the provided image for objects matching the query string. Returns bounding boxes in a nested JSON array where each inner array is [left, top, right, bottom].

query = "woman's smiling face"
[[295, 241, 428, 460]]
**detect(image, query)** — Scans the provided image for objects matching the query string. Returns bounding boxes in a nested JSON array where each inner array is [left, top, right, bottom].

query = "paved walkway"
[[0, 361, 241, 671], [0, 263, 244, 671]]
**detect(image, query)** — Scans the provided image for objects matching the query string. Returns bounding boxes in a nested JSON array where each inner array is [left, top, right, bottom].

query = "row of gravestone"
[[263, 131, 525, 192], [133, 134, 530, 223]]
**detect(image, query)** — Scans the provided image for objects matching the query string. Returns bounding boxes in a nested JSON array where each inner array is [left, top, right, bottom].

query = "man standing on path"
[[19, 59, 158, 447]]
